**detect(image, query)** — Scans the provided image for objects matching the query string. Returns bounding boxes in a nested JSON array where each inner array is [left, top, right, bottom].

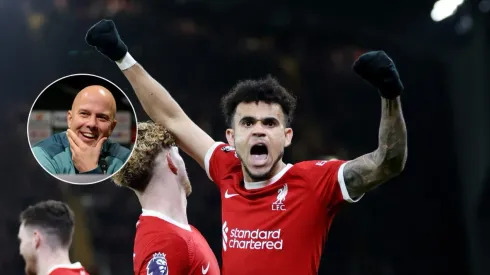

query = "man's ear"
[[284, 127, 293, 147], [110, 119, 118, 135], [166, 152, 178, 175], [33, 230, 41, 249], [67, 110, 72, 129], [226, 128, 235, 147]]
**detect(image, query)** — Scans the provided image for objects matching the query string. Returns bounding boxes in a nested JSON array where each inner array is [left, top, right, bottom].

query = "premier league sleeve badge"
[[146, 252, 168, 275]]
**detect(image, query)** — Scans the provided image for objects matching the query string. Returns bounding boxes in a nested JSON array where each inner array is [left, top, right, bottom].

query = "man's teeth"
[[81, 133, 95, 138]]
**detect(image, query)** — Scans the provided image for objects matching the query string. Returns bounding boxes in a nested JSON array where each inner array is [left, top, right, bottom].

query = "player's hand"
[[66, 129, 107, 173], [352, 50, 404, 99], [85, 19, 128, 62]]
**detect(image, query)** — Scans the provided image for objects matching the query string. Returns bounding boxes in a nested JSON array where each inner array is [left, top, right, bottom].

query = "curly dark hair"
[[20, 200, 75, 248], [220, 75, 297, 127], [112, 121, 176, 192]]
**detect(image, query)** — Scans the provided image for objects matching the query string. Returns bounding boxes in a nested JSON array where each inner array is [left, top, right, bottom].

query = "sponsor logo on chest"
[[222, 221, 283, 251], [221, 184, 290, 252]]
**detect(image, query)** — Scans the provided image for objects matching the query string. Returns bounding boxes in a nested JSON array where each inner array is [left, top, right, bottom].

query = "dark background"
[[0, 0, 489, 274], [32, 74, 133, 112]]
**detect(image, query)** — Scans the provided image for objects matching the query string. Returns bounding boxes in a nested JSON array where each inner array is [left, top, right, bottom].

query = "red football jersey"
[[48, 262, 89, 275], [133, 209, 220, 275], [204, 142, 363, 275]]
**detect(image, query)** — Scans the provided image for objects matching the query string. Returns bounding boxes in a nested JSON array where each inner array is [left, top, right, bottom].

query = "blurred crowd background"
[[0, 0, 489, 274]]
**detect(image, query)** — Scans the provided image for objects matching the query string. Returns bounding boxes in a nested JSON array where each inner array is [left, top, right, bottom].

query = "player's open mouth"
[[250, 143, 268, 166]]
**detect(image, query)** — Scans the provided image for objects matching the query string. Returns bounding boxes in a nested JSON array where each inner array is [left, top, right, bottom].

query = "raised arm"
[[343, 51, 408, 198], [121, 64, 215, 168], [343, 97, 407, 198], [85, 20, 214, 168]]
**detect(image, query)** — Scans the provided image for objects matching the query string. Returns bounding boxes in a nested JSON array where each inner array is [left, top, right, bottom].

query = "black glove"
[[85, 19, 128, 62], [352, 51, 404, 99]]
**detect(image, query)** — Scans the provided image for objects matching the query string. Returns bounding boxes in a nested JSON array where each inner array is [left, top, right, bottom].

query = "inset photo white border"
[[27, 73, 138, 185]]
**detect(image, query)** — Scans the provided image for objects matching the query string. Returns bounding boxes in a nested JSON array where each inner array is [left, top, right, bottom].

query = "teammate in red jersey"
[[18, 200, 90, 275], [87, 20, 408, 274], [112, 121, 219, 275]]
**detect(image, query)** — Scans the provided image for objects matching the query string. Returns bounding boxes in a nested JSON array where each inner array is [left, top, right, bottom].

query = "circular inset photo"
[[28, 73, 138, 185]]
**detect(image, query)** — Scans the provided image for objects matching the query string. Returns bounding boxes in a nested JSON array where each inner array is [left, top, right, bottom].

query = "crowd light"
[[27, 13, 45, 30], [431, 0, 465, 22]]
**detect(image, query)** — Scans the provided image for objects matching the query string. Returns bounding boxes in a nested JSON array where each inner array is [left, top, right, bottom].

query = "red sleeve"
[[204, 142, 241, 186], [300, 160, 363, 210], [139, 235, 190, 275]]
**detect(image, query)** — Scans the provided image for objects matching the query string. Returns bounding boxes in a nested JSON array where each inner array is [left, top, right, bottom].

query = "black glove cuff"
[[379, 88, 402, 100], [379, 76, 404, 99]]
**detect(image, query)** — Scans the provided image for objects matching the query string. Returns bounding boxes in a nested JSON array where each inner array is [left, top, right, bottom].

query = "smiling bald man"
[[32, 85, 131, 175]]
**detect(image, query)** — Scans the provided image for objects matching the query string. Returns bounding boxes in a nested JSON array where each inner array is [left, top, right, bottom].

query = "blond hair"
[[112, 121, 175, 192]]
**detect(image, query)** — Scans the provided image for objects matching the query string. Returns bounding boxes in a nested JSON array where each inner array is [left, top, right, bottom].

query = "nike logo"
[[224, 190, 239, 199], [202, 262, 210, 274]]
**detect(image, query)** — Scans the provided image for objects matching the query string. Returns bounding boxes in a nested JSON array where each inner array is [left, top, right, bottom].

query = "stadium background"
[[0, 0, 488, 274]]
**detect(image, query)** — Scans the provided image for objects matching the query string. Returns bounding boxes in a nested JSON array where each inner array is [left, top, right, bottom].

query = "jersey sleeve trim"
[[204, 142, 225, 181], [338, 162, 364, 203]]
